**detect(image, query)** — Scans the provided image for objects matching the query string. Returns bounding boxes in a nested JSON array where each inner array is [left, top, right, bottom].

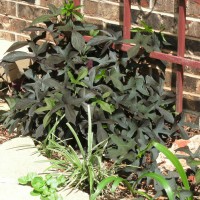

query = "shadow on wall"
[[23, 0, 36, 4]]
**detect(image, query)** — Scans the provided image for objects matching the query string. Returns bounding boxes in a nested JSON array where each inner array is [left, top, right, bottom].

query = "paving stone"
[[0, 137, 89, 200]]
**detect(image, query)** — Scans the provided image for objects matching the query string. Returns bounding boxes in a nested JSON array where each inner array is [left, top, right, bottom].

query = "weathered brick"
[[183, 75, 197, 93], [186, 21, 200, 38], [0, 15, 30, 33], [18, 3, 48, 20], [0, 31, 15, 41], [99, 2, 121, 21], [132, 0, 149, 8], [40, 0, 63, 7], [131, 10, 178, 34], [83, 1, 100, 17], [84, 1, 121, 21], [0, 0, 16, 16], [184, 111, 199, 125], [152, 0, 177, 13], [184, 65, 200, 76], [16, 34, 30, 41], [165, 67, 200, 94], [183, 95, 200, 112], [83, 17, 103, 28], [186, 0, 200, 17], [196, 80, 200, 94]]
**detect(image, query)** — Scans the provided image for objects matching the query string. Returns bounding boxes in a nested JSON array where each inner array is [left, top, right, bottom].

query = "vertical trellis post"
[[123, 0, 131, 39], [73, 0, 80, 6], [176, 0, 186, 113]]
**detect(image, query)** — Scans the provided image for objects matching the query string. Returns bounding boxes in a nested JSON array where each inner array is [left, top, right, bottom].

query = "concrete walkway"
[[0, 137, 89, 200]]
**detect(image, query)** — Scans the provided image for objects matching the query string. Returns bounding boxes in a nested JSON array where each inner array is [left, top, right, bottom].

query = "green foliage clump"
[[18, 172, 66, 200], [0, 2, 192, 198]]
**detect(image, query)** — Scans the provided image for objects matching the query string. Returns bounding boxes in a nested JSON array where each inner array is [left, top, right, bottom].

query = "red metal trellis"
[[73, 0, 200, 113]]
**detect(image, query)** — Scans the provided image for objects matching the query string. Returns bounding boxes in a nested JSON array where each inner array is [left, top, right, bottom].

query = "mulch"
[[0, 126, 17, 144]]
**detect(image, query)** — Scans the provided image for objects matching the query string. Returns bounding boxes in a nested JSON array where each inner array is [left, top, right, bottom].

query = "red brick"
[[18, 4, 48, 20], [152, 0, 177, 13], [83, 1, 100, 17], [0, 0, 16, 16], [196, 80, 200, 94], [99, 2, 121, 21], [0, 31, 15, 41], [186, 0, 200, 17], [16, 34, 30, 41], [0, 15, 30, 33], [40, 0, 63, 7], [184, 112, 199, 124], [186, 21, 200, 38], [183, 96, 200, 112], [132, 0, 149, 7]]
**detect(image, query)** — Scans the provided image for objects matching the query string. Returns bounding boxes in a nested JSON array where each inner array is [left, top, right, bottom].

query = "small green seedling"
[[18, 173, 66, 200]]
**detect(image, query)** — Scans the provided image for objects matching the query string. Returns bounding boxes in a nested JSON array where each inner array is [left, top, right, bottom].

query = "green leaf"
[[27, 172, 38, 181], [18, 176, 29, 185], [65, 104, 77, 124], [127, 45, 140, 58], [73, 11, 84, 21], [30, 190, 41, 196], [2, 51, 35, 62], [66, 123, 85, 158], [43, 104, 64, 128], [90, 176, 123, 200], [23, 26, 47, 32], [102, 92, 111, 99], [68, 70, 76, 83], [96, 100, 114, 114], [37, 42, 48, 55], [195, 169, 200, 184], [179, 190, 193, 200], [77, 67, 88, 81], [48, 4, 61, 15], [108, 134, 136, 162], [57, 24, 73, 32], [6, 41, 28, 52], [15, 99, 38, 110], [43, 78, 63, 90], [46, 177, 59, 189], [87, 36, 115, 46], [71, 31, 85, 53], [87, 105, 93, 156], [31, 14, 56, 25], [31, 177, 45, 192], [157, 107, 174, 123]]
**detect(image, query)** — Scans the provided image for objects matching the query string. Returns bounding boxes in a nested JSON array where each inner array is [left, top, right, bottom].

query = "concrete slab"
[[0, 137, 89, 200]]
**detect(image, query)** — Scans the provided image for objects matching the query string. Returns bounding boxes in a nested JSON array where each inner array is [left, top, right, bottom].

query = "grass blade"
[[152, 142, 190, 190], [152, 141, 192, 200], [90, 176, 123, 200], [66, 122, 85, 158], [87, 105, 93, 156], [135, 172, 174, 200]]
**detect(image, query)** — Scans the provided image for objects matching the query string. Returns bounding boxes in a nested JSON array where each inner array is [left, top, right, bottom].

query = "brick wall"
[[0, 0, 200, 127]]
